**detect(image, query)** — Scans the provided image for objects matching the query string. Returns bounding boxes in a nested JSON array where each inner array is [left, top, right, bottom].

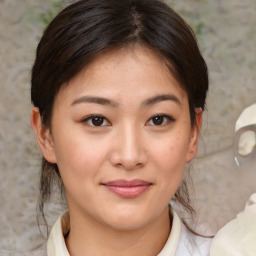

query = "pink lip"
[[101, 179, 152, 198]]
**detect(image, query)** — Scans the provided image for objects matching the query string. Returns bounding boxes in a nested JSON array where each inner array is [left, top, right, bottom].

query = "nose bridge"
[[122, 123, 140, 156], [110, 121, 147, 169]]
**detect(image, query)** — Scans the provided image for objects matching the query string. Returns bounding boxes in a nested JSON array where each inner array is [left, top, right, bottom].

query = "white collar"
[[158, 209, 181, 256], [47, 207, 182, 256]]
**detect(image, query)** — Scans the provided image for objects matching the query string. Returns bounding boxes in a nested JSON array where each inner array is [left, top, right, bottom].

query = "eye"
[[82, 115, 110, 127], [146, 114, 175, 126]]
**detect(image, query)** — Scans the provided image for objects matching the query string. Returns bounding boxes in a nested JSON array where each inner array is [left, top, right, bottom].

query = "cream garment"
[[210, 193, 256, 256], [47, 207, 212, 256]]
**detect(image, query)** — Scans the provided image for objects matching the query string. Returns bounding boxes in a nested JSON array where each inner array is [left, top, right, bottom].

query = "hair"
[[31, 0, 208, 236]]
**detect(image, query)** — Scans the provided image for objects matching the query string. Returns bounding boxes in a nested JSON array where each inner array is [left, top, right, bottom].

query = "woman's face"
[[37, 47, 200, 230]]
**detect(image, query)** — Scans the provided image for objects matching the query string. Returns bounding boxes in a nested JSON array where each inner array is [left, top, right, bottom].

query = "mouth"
[[101, 179, 152, 198]]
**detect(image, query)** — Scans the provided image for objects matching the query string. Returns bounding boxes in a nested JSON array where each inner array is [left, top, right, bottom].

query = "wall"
[[170, 0, 256, 232]]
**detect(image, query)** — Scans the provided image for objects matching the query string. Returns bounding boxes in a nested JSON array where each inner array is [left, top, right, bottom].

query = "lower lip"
[[103, 185, 151, 198]]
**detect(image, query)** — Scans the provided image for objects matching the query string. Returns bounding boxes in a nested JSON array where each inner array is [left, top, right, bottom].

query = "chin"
[[108, 216, 151, 231], [101, 203, 156, 231]]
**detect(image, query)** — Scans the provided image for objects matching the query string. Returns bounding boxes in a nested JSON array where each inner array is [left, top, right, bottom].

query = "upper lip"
[[102, 179, 152, 187]]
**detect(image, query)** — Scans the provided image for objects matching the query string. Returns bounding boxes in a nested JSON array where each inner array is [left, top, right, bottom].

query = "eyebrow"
[[141, 94, 181, 107], [71, 96, 118, 107], [71, 93, 181, 108]]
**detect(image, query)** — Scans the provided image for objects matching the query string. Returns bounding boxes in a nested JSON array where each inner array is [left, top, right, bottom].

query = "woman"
[[30, 0, 211, 255]]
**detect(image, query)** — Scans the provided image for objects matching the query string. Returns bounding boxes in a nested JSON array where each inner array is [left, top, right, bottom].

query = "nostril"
[[108, 130, 148, 169], [109, 151, 147, 170]]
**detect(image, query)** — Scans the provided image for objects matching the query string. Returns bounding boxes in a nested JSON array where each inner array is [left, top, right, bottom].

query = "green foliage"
[[193, 21, 205, 36], [38, 0, 63, 28]]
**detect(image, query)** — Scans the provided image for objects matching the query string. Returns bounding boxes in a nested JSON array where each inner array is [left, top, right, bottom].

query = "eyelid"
[[81, 114, 111, 127], [146, 114, 176, 126], [80, 114, 175, 127]]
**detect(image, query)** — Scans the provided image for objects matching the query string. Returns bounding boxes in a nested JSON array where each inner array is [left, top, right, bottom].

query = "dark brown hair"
[[31, 0, 208, 235]]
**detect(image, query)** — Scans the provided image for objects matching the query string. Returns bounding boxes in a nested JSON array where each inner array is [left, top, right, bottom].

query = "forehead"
[[57, 46, 187, 106]]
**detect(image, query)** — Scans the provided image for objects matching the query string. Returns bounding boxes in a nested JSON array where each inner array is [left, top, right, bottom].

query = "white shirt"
[[47, 207, 212, 256]]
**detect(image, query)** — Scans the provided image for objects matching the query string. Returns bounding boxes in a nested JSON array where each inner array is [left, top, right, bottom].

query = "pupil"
[[153, 116, 163, 125], [92, 116, 104, 126]]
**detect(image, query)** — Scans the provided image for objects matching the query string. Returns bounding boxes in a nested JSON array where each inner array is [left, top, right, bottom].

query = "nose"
[[109, 125, 148, 170]]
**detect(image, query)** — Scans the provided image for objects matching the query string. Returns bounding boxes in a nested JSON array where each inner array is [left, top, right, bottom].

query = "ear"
[[30, 107, 57, 163], [186, 108, 202, 162]]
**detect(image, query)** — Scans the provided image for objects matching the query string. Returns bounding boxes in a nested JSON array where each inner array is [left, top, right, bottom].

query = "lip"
[[101, 179, 152, 198]]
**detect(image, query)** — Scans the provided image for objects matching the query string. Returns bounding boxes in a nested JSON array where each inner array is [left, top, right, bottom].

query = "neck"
[[65, 206, 171, 256]]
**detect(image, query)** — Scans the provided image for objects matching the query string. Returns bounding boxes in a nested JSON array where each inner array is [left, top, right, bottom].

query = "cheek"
[[53, 129, 110, 179], [154, 133, 189, 167], [151, 132, 189, 187]]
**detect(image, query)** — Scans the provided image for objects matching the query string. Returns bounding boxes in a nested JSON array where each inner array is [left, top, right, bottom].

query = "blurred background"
[[0, 0, 255, 254]]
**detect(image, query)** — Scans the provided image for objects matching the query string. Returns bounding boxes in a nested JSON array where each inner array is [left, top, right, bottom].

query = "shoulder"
[[47, 211, 70, 256], [175, 221, 212, 256], [159, 207, 212, 256]]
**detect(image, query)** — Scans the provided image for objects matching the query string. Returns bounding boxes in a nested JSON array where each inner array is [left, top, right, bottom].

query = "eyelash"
[[82, 114, 110, 127], [146, 114, 176, 126], [81, 114, 176, 127]]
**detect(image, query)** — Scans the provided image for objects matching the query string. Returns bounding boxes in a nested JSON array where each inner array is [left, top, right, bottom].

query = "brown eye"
[[82, 115, 110, 127], [146, 114, 176, 126], [152, 115, 164, 125], [91, 116, 104, 126]]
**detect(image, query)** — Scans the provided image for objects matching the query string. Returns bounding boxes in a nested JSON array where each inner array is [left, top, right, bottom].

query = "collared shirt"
[[47, 207, 211, 256]]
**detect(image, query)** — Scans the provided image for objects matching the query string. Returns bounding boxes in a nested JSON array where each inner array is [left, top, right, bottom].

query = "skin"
[[31, 46, 202, 256]]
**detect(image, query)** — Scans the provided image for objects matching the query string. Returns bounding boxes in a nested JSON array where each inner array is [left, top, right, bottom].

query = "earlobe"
[[30, 107, 57, 163], [186, 108, 203, 162]]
